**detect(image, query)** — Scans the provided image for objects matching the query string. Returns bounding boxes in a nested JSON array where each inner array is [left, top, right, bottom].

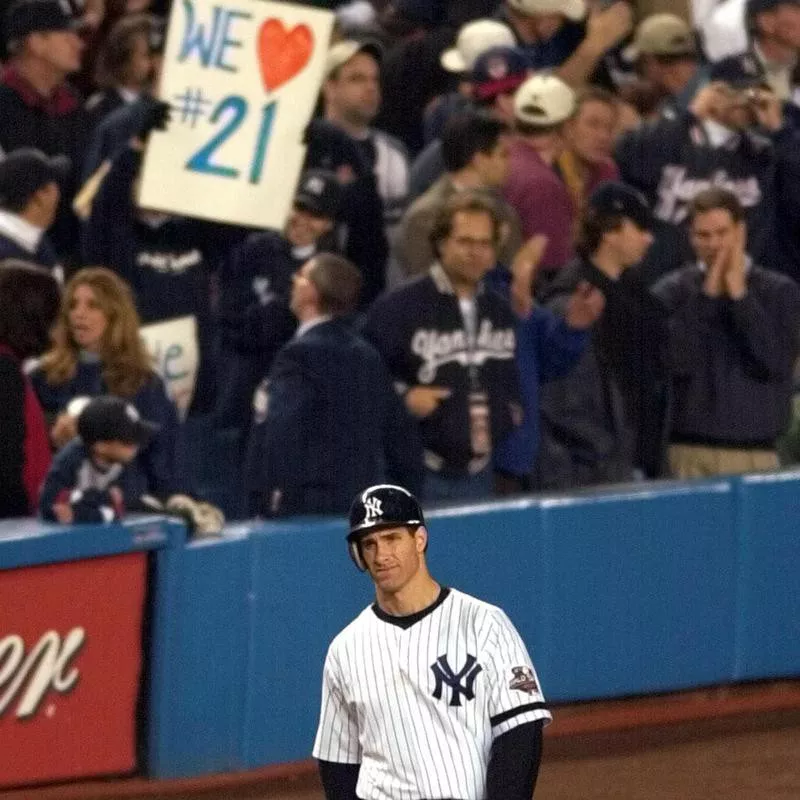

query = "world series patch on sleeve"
[[139, 0, 334, 230]]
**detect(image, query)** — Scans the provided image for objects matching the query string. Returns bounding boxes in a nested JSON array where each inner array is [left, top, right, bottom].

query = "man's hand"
[[724, 224, 748, 300], [565, 281, 605, 329], [510, 235, 548, 318], [51, 413, 78, 450], [703, 243, 728, 298], [137, 100, 172, 142], [405, 387, 451, 419], [584, 1, 634, 54], [750, 87, 783, 132], [53, 503, 74, 525], [690, 81, 742, 124]]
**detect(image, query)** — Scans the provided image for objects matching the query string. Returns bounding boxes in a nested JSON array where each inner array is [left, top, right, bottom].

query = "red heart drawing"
[[258, 18, 314, 93]]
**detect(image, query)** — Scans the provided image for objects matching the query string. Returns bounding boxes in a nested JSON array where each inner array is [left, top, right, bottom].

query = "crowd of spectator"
[[2, 0, 800, 524]]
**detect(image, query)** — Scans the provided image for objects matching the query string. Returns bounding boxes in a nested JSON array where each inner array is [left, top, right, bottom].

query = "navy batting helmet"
[[347, 485, 426, 571]]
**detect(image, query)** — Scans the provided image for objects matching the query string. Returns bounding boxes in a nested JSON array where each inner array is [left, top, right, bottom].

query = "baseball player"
[[313, 484, 551, 800]]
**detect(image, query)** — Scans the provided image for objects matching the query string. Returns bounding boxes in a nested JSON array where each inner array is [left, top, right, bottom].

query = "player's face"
[[69, 284, 109, 353], [690, 209, 742, 265], [438, 211, 497, 291], [326, 53, 381, 127], [359, 526, 425, 594]]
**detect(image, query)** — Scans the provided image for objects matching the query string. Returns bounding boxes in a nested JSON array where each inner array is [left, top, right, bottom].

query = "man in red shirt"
[[503, 74, 617, 296]]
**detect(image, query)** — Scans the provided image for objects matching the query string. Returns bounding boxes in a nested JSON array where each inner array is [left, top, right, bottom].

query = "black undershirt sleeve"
[[318, 760, 360, 800], [486, 719, 545, 800]]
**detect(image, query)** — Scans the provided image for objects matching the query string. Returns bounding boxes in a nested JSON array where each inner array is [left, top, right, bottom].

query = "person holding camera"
[[615, 58, 791, 286]]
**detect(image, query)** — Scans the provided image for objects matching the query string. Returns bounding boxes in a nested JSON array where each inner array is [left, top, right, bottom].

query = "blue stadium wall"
[[1, 473, 798, 782]]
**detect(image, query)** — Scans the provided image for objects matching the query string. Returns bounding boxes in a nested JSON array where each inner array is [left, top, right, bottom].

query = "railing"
[[1, 474, 798, 786]]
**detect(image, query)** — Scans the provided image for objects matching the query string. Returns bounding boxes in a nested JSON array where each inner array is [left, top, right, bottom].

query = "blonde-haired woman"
[[29, 267, 179, 499]]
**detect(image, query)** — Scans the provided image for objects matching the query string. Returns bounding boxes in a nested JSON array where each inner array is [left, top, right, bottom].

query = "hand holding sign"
[[139, 0, 334, 230]]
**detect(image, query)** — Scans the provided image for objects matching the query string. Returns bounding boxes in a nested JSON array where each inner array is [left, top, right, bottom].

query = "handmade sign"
[[139, 0, 334, 229], [140, 316, 199, 420]]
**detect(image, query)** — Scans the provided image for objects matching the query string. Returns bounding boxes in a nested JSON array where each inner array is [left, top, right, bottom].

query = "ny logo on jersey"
[[363, 497, 383, 524], [430, 654, 482, 707]]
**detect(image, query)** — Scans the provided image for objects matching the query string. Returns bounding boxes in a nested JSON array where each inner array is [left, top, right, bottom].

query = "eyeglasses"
[[449, 236, 496, 251]]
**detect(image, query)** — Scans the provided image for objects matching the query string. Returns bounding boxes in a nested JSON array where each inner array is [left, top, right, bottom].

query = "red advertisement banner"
[[0, 552, 147, 787]]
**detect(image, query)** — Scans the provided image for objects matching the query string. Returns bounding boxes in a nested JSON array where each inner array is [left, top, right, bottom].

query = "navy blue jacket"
[[28, 359, 180, 499], [219, 231, 298, 351], [362, 265, 520, 477], [653, 262, 800, 446], [0, 230, 59, 271], [536, 259, 670, 487], [81, 95, 155, 183], [616, 111, 790, 285], [83, 147, 241, 326], [82, 146, 246, 411], [215, 230, 299, 426], [245, 319, 423, 517], [39, 439, 125, 524]]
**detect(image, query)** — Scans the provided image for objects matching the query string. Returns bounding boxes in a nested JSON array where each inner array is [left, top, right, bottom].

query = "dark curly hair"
[[0, 259, 61, 359]]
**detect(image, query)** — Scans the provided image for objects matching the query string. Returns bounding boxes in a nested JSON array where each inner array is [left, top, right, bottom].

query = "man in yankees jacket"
[[615, 58, 792, 287], [362, 191, 520, 503]]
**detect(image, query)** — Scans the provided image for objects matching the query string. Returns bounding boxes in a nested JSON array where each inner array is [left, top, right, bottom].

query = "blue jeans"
[[423, 466, 493, 505]]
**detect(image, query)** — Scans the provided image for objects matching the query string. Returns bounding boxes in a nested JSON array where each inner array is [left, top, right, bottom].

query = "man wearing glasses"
[[362, 192, 520, 502]]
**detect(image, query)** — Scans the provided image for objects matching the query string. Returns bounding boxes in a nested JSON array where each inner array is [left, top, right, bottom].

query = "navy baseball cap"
[[348, 485, 425, 539], [0, 148, 70, 209], [588, 182, 653, 230], [471, 46, 530, 102], [78, 396, 160, 447], [708, 56, 768, 90], [294, 169, 342, 219], [4, 0, 82, 43], [347, 485, 426, 571]]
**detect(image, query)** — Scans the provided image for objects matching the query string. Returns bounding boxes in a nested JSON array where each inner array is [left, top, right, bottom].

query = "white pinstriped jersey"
[[312, 588, 551, 800]]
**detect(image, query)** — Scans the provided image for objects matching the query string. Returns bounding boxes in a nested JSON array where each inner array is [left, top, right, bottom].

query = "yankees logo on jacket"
[[362, 264, 521, 476], [313, 588, 551, 800], [615, 110, 789, 284]]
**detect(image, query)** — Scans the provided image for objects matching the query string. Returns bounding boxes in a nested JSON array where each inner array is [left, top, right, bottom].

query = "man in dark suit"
[[245, 253, 423, 518]]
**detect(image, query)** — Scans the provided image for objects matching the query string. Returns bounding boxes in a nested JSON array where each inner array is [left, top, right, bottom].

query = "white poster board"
[[140, 316, 199, 420], [139, 0, 334, 229]]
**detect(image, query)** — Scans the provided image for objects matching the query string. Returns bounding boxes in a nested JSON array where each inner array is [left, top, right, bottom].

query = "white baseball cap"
[[440, 19, 516, 73], [513, 74, 576, 127], [507, 0, 587, 22], [324, 39, 382, 79]]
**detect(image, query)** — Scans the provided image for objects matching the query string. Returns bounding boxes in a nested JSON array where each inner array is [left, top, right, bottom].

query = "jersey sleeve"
[[485, 610, 552, 737], [312, 645, 362, 764]]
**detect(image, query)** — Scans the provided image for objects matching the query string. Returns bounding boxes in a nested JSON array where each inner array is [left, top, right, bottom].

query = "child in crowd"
[[39, 395, 158, 524]]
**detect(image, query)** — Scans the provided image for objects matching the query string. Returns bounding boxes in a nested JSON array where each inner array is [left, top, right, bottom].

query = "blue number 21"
[[186, 95, 277, 184]]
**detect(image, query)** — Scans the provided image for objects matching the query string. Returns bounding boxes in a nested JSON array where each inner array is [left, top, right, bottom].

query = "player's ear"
[[414, 526, 428, 554]]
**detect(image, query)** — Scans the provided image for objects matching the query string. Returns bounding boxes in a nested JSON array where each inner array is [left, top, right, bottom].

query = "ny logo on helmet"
[[363, 497, 383, 524], [431, 654, 482, 706]]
